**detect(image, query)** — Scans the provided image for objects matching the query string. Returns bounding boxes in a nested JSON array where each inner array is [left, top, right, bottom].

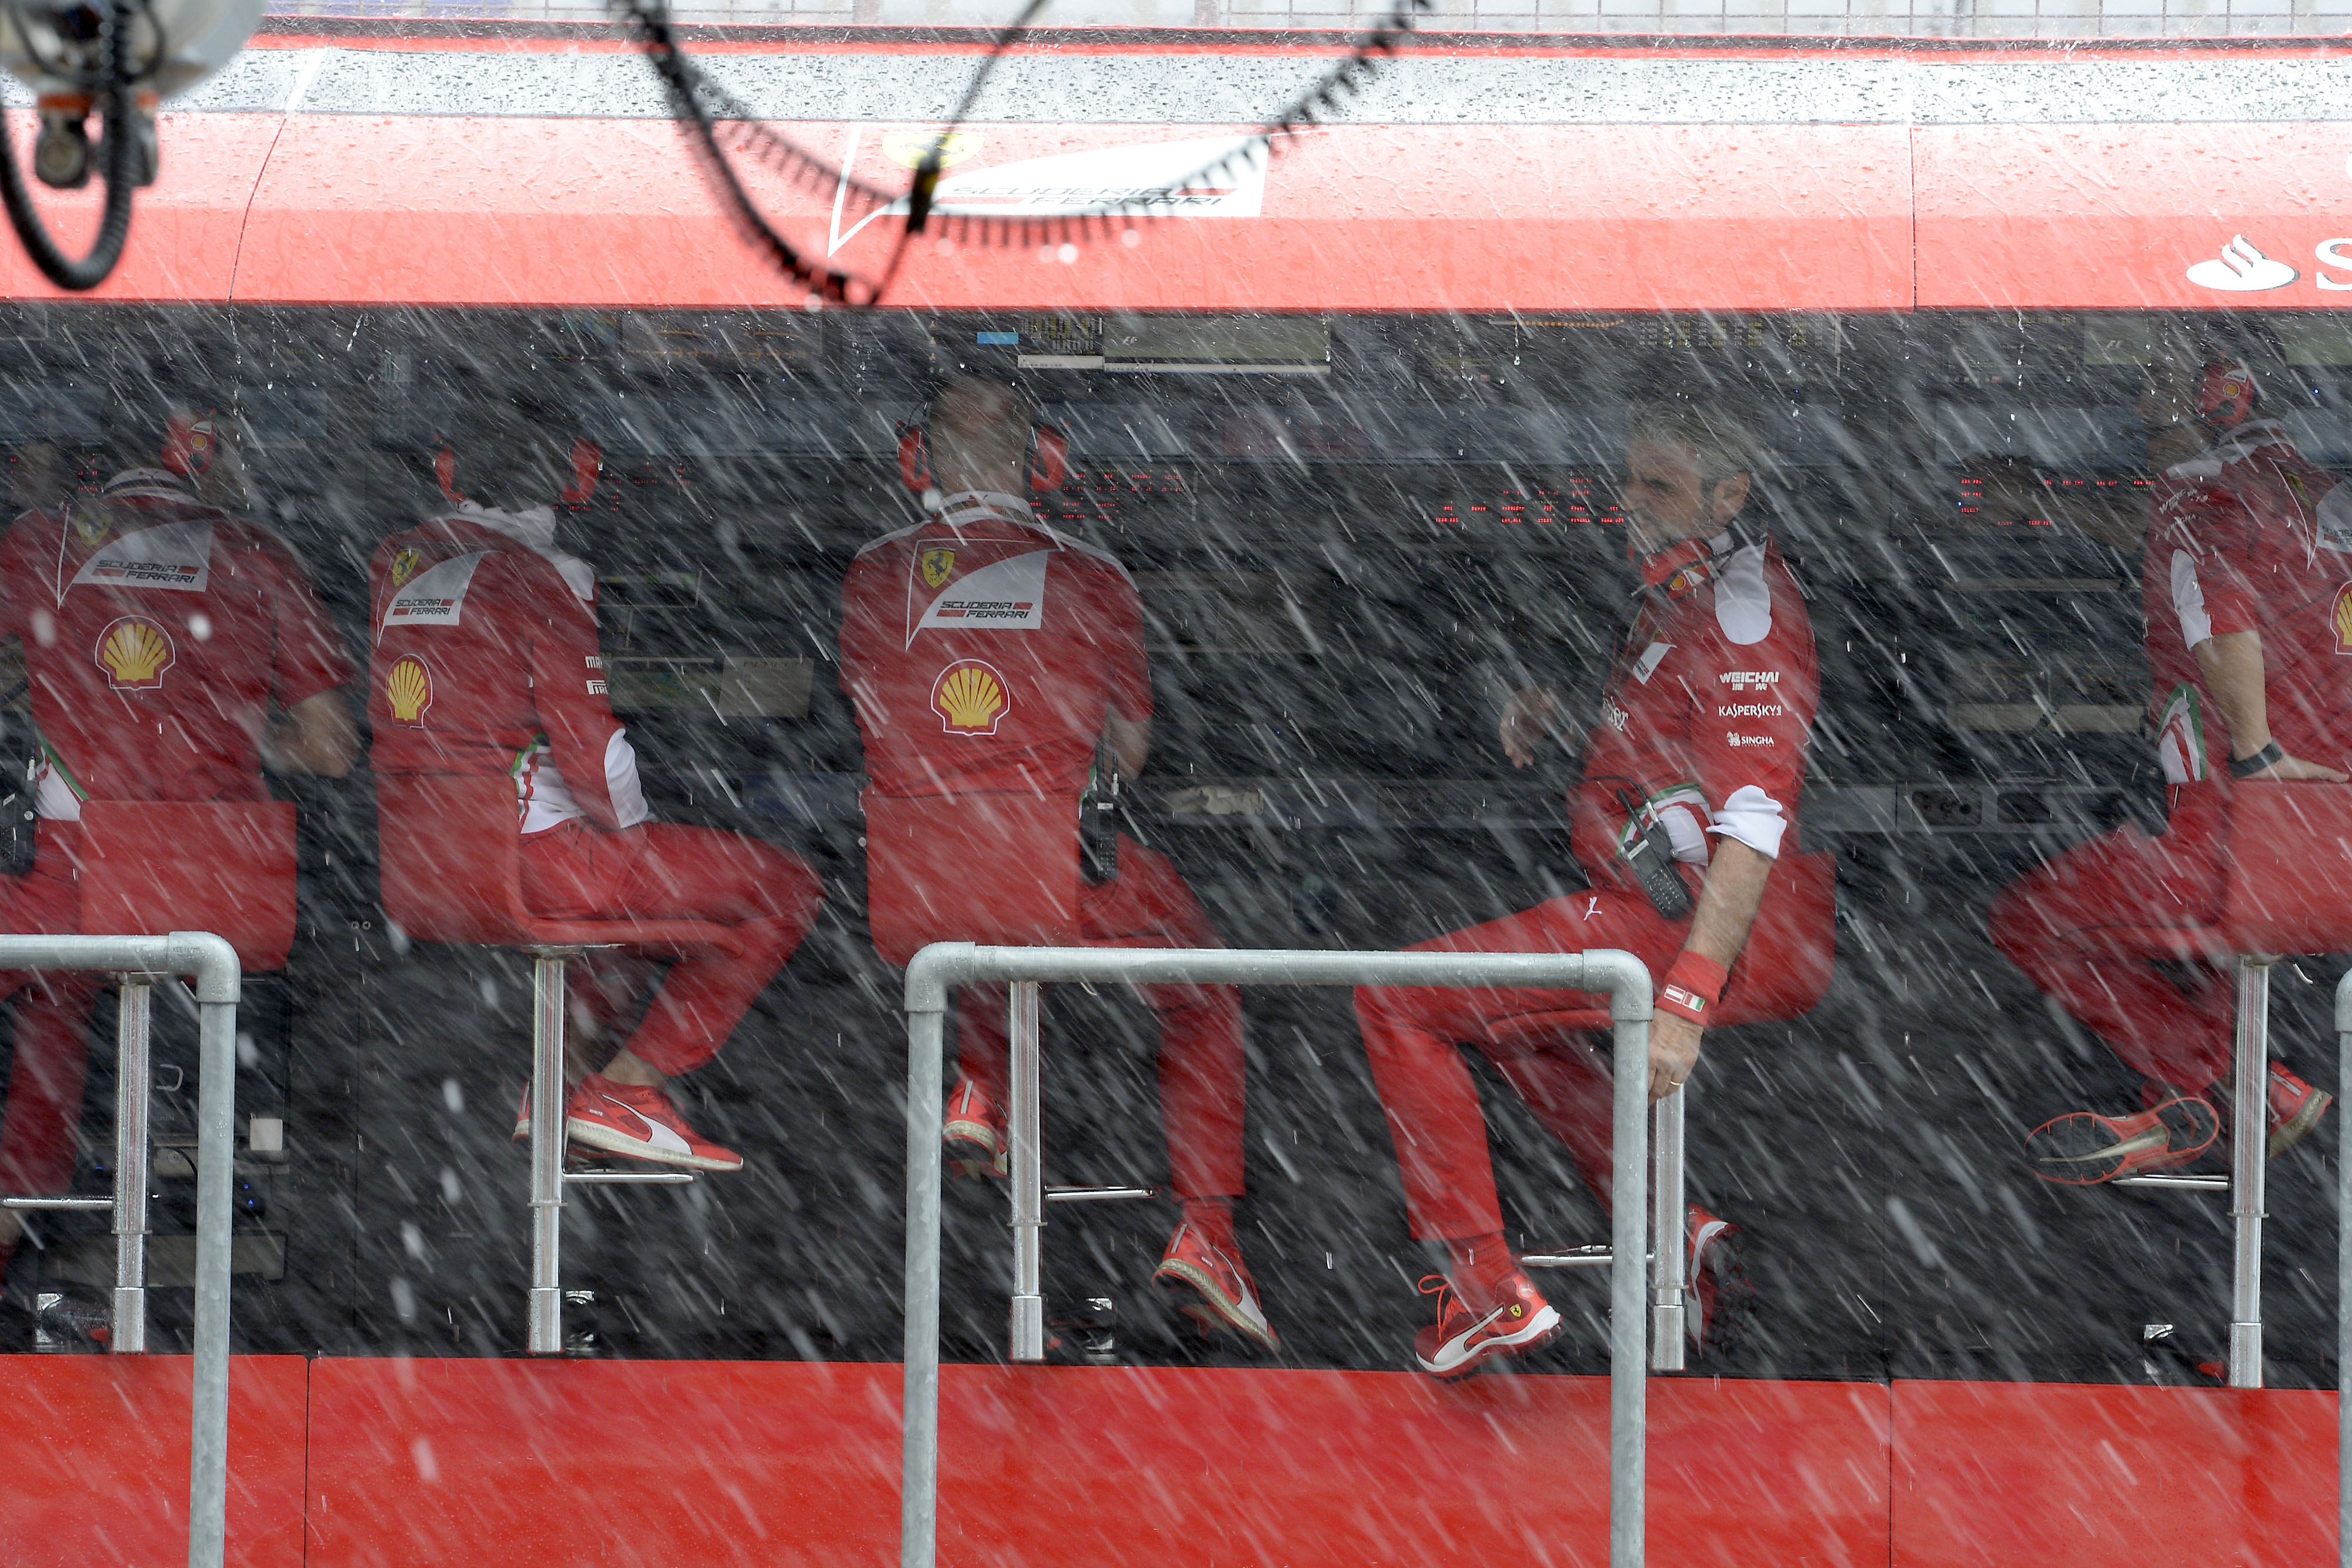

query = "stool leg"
[[1008, 980, 1045, 1363], [528, 953, 568, 1355], [110, 977, 151, 1355], [1649, 1089, 1686, 1373], [2230, 955, 2270, 1390]]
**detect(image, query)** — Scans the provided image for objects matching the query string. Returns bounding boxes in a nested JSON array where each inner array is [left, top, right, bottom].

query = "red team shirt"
[[368, 506, 646, 833], [0, 469, 351, 817], [840, 492, 1150, 803], [2141, 420, 2352, 782], [1569, 532, 1818, 882]]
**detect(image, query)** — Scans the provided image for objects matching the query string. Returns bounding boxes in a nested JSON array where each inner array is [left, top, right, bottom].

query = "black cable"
[[0, 0, 138, 292], [624, 0, 870, 305], [621, 0, 1434, 303]]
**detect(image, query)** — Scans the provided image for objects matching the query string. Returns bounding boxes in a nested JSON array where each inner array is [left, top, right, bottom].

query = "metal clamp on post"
[[901, 944, 1655, 1568]]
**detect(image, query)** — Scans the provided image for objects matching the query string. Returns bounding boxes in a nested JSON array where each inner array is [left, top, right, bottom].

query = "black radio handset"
[[1081, 757, 1121, 885], [1615, 789, 1695, 921]]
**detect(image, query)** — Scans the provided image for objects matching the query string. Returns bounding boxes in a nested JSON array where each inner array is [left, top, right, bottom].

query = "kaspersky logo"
[[2184, 234, 2352, 295]]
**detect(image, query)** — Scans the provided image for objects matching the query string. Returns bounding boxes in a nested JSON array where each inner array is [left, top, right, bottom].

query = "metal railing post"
[[527, 950, 570, 1355], [900, 944, 1652, 1568], [2231, 956, 2270, 1389], [1649, 1090, 1685, 1373], [901, 985, 948, 1568], [109, 975, 152, 1355], [1008, 980, 1045, 1362], [1609, 970, 1649, 1568], [0, 934, 239, 1568], [2336, 967, 2351, 1568]]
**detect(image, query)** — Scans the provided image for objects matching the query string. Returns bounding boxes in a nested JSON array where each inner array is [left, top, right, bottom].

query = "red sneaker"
[[943, 1078, 1007, 1179], [2268, 1064, 2333, 1158], [1687, 1206, 1753, 1358], [513, 1086, 530, 1142], [564, 1074, 743, 1172], [1152, 1221, 1278, 1351], [1413, 1271, 1559, 1380], [2024, 1095, 2220, 1185]]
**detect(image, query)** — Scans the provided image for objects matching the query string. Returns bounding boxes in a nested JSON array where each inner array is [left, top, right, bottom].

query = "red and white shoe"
[[1413, 1271, 1559, 1380], [943, 1078, 1007, 1179], [2267, 1064, 2333, 1158], [1152, 1220, 1279, 1351], [513, 1086, 531, 1142], [2024, 1095, 2220, 1185], [563, 1074, 743, 1172]]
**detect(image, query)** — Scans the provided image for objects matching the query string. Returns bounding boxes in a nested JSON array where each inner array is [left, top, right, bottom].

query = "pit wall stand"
[[2112, 955, 2269, 1388], [0, 933, 240, 1568], [901, 944, 1655, 1568], [521, 944, 693, 1355]]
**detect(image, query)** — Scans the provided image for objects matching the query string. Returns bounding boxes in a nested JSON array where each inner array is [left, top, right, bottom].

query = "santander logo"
[[2186, 234, 2352, 295], [2187, 235, 2299, 292]]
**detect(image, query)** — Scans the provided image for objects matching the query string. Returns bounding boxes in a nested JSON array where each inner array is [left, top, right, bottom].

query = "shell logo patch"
[[390, 548, 423, 589], [920, 547, 957, 590], [386, 654, 435, 725], [95, 616, 173, 690], [2334, 584, 2352, 655], [931, 659, 1010, 735]]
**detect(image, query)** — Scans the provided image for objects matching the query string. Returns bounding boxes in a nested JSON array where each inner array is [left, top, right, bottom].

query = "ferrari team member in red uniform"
[[369, 400, 821, 1174], [0, 413, 357, 1296], [1354, 403, 1820, 1378], [1993, 356, 2337, 1182], [838, 377, 1274, 1349]]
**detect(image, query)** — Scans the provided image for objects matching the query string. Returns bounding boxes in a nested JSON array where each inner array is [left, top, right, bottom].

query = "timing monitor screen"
[[0, 304, 2346, 1398]]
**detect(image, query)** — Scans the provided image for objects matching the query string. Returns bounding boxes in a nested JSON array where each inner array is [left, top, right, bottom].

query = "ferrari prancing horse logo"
[[920, 547, 956, 590]]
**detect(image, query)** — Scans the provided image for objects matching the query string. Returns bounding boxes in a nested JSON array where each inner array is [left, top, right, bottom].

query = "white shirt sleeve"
[[605, 728, 650, 829], [1707, 783, 1788, 859]]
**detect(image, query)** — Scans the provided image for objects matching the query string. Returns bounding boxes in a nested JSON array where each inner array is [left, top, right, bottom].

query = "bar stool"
[[2073, 784, 2352, 1389], [1506, 849, 1838, 1372], [375, 773, 742, 1355], [866, 788, 1156, 1362], [0, 800, 295, 1353]]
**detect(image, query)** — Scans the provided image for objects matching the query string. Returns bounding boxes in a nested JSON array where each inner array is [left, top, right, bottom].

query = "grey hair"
[[1625, 400, 1766, 489]]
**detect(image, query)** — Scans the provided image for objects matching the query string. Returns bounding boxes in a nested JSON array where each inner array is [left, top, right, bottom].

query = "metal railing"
[[2337, 969, 2351, 1568], [901, 942, 1655, 1568], [0, 933, 239, 1568]]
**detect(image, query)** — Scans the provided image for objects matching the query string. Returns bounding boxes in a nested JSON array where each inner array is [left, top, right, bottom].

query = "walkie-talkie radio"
[[1616, 789, 1695, 921]]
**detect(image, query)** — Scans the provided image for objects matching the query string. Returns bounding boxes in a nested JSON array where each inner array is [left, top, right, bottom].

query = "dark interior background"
[[1, 302, 2343, 1388]]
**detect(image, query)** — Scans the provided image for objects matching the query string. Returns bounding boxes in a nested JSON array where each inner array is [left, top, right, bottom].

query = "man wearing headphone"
[[369, 394, 823, 1173], [1993, 352, 2337, 1185], [0, 409, 356, 1308], [1353, 401, 1819, 1379], [838, 376, 1275, 1351]]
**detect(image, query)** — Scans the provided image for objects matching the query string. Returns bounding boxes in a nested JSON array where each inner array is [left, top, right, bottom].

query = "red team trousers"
[[0, 825, 108, 1211], [1990, 788, 2237, 1096], [521, 820, 823, 1077], [953, 836, 1245, 1201], [1355, 875, 1690, 1242]]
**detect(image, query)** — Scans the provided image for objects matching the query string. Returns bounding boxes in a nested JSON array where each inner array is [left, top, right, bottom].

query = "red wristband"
[[1656, 951, 1729, 1026]]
